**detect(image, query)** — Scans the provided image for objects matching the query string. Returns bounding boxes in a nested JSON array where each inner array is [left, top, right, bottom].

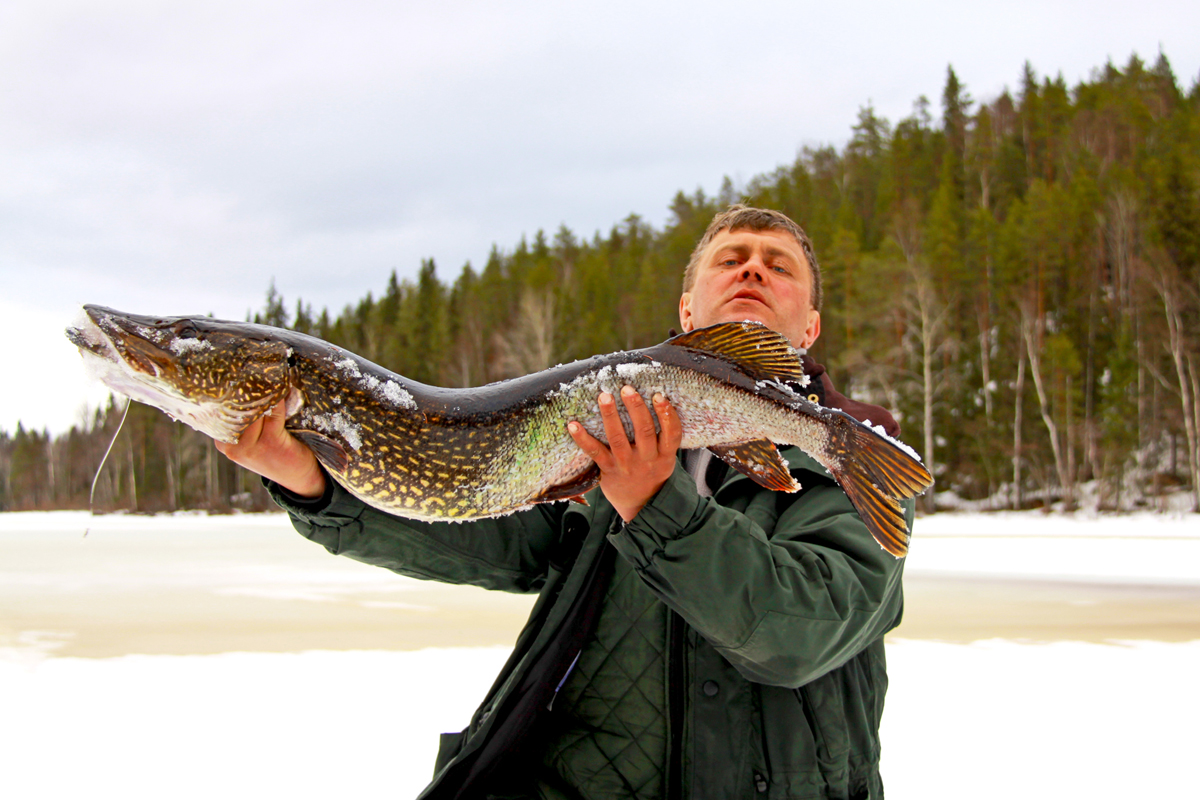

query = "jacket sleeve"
[[609, 456, 913, 688], [266, 477, 563, 594]]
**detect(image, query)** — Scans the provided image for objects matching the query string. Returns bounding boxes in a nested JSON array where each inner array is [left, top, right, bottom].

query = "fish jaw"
[[66, 306, 289, 443]]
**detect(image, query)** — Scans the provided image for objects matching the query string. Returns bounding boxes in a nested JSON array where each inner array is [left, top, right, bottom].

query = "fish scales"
[[67, 306, 932, 556], [508, 364, 828, 503]]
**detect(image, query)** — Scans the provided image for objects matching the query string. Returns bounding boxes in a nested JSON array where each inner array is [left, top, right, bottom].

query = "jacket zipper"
[[667, 610, 686, 800]]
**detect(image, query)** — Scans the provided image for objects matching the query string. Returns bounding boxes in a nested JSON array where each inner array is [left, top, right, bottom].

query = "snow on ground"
[[914, 509, 1199, 539], [0, 509, 294, 533], [881, 638, 1199, 799], [2, 510, 1198, 798], [1, 641, 1195, 799], [906, 510, 1200, 585], [0, 647, 510, 799]]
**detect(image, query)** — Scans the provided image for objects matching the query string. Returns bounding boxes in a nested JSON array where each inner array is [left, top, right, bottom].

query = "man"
[[219, 205, 913, 799]]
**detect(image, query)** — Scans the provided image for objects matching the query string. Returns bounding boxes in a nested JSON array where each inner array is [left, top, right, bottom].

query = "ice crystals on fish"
[[309, 411, 363, 451], [168, 338, 213, 356], [382, 380, 416, 410], [862, 419, 920, 461]]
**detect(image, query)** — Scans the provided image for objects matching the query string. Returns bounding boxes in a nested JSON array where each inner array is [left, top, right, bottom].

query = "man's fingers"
[[568, 420, 614, 470], [262, 398, 287, 432], [621, 386, 659, 459], [597, 391, 633, 457], [654, 393, 683, 451], [227, 415, 264, 454], [214, 398, 285, 461], [571, 387, 679, 481]]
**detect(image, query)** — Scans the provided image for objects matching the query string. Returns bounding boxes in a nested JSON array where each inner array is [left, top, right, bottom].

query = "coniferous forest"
[[2, 54, 1198, 515]]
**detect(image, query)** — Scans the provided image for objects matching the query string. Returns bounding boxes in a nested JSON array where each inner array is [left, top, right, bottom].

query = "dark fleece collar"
[[800, 355, 901, 438]]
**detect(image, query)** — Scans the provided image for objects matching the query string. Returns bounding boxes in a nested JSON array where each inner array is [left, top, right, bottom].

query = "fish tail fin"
[[827, 420, 934, 558]]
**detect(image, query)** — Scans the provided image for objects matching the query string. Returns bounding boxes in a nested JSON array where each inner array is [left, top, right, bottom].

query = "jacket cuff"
[[264, 471, 367, 527], [609, 464, 702, 568]]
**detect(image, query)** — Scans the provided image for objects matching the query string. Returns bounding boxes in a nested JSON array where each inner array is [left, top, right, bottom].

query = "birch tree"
[[495, 288, 559, 377], [1148, 258, 1200, 510], [904, 265, 954, 512], [1019, 299, 1075, 507]]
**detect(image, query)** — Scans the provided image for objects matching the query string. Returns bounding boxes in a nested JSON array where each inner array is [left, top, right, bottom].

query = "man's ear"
[[678, 292, 694, 332], [800, 309, 821, 349]]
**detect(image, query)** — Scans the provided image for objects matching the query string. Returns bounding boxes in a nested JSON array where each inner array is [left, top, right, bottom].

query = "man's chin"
[[718, 306, 774, 329]]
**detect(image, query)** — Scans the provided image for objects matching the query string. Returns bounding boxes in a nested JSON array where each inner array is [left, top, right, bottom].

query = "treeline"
[[2, 53, 1197, 514]]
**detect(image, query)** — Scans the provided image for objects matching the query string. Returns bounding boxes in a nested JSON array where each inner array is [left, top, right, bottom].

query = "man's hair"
[[682, 204, 822, 311]]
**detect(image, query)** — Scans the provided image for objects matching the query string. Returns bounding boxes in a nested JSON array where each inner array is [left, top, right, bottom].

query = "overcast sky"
[[3, 0, 1197, 436]]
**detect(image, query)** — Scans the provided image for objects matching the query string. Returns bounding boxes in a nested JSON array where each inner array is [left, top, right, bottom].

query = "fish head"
[[66, 305, 293, 443]]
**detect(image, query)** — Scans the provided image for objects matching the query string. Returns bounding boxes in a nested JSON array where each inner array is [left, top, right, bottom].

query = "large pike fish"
[[67, 305, 931, 556]]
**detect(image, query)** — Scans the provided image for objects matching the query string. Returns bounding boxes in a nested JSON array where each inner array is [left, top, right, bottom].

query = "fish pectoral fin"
[[708, 439, 800, 493], [532, 463, 601, 505], [290, 429, 350, 473], [667, 322, 806, 384]]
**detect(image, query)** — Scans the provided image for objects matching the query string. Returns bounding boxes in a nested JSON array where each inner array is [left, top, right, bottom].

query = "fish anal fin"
[[709, 439, 800, 493], [667, 321, 806, 384], [291, 429, 350, 473], [532, 463, 601, 505]]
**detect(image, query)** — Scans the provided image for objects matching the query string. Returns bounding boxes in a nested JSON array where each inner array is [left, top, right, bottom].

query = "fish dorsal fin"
[[667, 322, 806, 384]]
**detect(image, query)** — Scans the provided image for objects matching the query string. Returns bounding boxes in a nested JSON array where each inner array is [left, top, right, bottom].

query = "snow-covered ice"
[[0, 647, 510, 799], [905, 510, 1200, 585], [1, 509, 1196, 798], [881, 638, 1199, 799], [2, 640, 1194, 799]]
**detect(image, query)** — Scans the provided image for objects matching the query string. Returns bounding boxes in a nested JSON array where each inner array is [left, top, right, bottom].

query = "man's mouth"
[[730, 290, 769, 307]]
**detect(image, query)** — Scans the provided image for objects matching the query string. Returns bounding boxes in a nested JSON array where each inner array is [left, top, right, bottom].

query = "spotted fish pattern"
[[67, 306, 932, 556]]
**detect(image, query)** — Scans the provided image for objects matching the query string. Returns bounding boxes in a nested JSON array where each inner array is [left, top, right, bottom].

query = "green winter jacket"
[[269, 441, 912, 800]]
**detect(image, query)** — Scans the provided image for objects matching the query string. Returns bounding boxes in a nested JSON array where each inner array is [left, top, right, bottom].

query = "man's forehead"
[[704, 228, 808, 263]]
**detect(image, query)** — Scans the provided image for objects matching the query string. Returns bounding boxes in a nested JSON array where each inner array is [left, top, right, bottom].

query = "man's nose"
[[739, 261, 766, 282]]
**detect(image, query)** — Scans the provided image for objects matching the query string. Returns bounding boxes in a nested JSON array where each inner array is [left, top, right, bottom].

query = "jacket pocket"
[[754, 653, 886, 796], [797, 647, 884, 771], [758, 683, 821, 773]]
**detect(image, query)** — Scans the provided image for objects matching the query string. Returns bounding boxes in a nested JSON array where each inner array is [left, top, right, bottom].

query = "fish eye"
[[174, 321, 199, 338]]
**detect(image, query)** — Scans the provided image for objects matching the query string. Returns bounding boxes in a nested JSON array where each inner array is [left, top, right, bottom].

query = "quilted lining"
[[537, 553, 671, 799]]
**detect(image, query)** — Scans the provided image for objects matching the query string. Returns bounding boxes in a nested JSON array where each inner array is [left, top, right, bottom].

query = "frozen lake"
[[2, 509, 1197, 798]]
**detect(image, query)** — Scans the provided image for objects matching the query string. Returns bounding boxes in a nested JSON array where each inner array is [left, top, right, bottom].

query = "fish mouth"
[[67, 305, 181, 378], [66, 305, 255, 443], [65, 321, 110, 359]]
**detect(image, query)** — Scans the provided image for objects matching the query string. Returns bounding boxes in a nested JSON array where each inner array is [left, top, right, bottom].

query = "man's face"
[[679, 228, 821, 349]]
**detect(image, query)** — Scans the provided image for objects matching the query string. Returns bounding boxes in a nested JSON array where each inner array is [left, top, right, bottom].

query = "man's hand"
[[214, 399, 327, 499], [567, 386, 683, 522]]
